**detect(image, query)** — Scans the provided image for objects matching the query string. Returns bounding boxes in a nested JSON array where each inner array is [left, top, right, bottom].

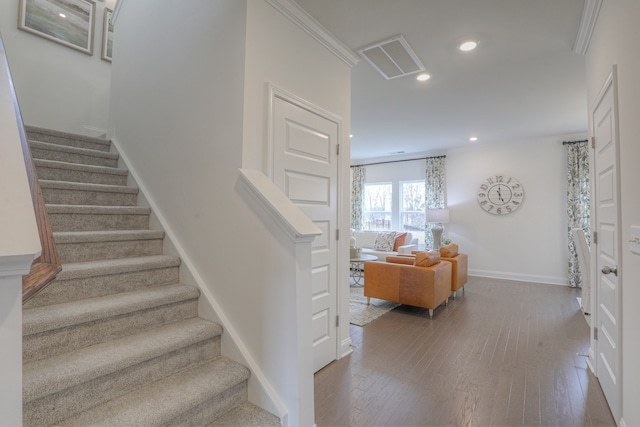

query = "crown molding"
[[263, 0, 359, 67], [573, 0, 602, 55]]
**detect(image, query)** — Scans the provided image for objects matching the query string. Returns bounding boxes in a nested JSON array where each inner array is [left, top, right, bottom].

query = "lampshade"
[[427, 208, 450, 224]]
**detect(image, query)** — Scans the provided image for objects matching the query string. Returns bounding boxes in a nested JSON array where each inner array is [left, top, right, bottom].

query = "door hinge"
[[591, 137, 596, 149], [336, 315, 340, 327], [336, 229, 339, 240], [593, 231, 598, 244], [336, 144, 340, 155], [594, 327, 598, 340]]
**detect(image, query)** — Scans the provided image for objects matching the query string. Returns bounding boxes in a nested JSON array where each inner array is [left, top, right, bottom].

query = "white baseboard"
[[81, 125, 108, 138], [470, 269, 567, 286], [108, 137, 287, 424], [340, 336, 353, 359]]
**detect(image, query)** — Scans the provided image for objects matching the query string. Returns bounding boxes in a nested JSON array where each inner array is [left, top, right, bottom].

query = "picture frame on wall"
[[18, 0, 96, 55], [101, 7, 113, 62]]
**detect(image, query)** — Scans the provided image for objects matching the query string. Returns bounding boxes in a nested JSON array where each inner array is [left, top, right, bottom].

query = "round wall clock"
[[477, 174, 524, 215]]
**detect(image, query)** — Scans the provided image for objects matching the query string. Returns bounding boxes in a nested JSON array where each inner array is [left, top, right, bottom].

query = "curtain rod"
[[351, 155, 446, 168], [562, 139, 588, 145]]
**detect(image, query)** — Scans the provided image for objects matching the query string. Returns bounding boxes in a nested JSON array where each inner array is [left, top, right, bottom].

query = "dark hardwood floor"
[[314, 276, 615, 427]]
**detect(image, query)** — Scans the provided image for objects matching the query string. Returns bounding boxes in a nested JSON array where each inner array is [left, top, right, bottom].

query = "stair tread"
[[208, 401, 281, 426], [30, 140, 119, 159], [24, 284, 199, 336], [26, 125, 111, 148], [54, 230, 165, 244], [34, 159, 127, 175], [24, 317, 223, 403], [46, 204, 151, 214], [56, 357, 249, 427], [57, 255, 181, 280], [40, 179, 139, 194]]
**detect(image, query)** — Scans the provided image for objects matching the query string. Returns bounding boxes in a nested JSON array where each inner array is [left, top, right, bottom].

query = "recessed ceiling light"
[[469, 136, 478, 142], [349, 134, 353, 138], [59, 13, 66, 18], [459, 41, 477, 52], [416, 73, 431, 82]]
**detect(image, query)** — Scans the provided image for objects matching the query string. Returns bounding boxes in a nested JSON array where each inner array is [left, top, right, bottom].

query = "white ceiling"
[[292, 0, 588, 161]]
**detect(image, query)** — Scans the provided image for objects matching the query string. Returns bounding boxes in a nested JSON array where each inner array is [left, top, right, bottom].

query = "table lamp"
[[427, 208, 450, 250]]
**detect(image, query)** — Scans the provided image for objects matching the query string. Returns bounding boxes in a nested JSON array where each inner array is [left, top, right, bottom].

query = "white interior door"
[[592, 68, 621, 422], [272, 94, 339, 373]]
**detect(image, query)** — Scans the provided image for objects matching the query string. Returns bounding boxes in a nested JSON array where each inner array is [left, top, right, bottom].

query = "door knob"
[[602, 265, 618, 276]]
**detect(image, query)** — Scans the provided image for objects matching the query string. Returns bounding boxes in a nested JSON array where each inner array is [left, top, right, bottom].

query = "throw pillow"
[[373, 231, 396, 251], [414, 251, 440, 267], [393, 232, 407, 251], [440, 243, 459, 258]]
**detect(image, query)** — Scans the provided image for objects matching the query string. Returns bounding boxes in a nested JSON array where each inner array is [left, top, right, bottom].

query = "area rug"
[[349, 286, 400, 326]]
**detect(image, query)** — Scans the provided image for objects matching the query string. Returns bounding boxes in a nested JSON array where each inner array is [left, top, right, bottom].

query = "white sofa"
[[351, 230, 418, 261]]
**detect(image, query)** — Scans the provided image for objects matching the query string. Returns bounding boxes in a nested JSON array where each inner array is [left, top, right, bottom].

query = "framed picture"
[[101, 7, 113, 62], [18, 0, 96, 55]]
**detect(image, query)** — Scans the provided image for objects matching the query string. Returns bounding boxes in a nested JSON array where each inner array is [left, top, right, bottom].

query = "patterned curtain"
[[424, 156, 446, 248], [350, 166, 365, 230], [566, 141, 591, 287]]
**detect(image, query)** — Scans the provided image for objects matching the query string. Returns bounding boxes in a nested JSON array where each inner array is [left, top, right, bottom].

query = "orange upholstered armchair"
[[439, 244, 468, 299], [364, 251, 451, 319]]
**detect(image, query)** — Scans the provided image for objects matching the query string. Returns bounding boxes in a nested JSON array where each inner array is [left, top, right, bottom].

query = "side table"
[[350, 254, 378, 286]]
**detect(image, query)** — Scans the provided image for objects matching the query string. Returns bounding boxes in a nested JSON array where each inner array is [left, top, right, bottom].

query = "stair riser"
[[27, 131, 111, 152], [56, 238, 164, 263], [24, 299, 199, 364], [49, 212, 150, 232], [35, 164, 128, 186], [24, 267, 180, 308], [31, 146, 118, 168], [168, 381, 248, 426], [42, 187, 138, 207], [24, 338, 221, 427]]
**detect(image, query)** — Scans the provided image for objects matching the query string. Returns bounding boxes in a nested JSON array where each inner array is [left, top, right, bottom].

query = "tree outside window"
[[363, 183, 392, 230], [400, 180, 426, 232]]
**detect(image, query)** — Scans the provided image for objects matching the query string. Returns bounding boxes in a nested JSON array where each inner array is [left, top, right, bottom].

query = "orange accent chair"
[[439, 244, 468, 299], [364, 251, 451, 319], [401, 243, 469, 299]]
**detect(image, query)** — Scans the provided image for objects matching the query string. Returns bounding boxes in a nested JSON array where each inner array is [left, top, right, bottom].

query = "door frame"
[[588, 65, 623, 423], [266, 84, 349, 365]]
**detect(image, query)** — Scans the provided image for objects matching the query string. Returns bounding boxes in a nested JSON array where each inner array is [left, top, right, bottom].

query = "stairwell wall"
[[0, 0, 115, 136], [109, 0, 349, 425]]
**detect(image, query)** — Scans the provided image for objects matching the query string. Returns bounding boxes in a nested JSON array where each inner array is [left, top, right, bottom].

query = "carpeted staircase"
[[22, 126, 280, 427]]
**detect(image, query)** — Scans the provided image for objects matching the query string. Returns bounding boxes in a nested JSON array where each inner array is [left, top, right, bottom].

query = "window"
[[400, 180, 425, 232], [363, 183, 392, 230]]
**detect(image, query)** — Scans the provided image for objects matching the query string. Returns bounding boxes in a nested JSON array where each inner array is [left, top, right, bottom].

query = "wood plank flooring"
[[314, 276, 615, 427]]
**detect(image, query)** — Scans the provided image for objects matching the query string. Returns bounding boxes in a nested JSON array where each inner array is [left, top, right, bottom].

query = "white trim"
[[263, 0, 359, 67], [469, 270, 567, 286], [110, 0, 124, 26], [573, 0, 602, 55], [109, 137, 289, 423], [239, 168, 321, 242]]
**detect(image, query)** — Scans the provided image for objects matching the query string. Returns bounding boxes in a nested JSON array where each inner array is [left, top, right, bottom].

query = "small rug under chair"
[[349, 286, 400, 326]]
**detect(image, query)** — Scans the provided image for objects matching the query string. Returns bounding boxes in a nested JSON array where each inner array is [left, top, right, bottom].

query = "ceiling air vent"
[[357, 34, 425, 80]]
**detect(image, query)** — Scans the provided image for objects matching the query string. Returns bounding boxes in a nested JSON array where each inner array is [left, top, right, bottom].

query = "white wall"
[[586, 2, 640, 426], [359, 134, 582, 285], [0, 0, 115, 136], [243, 1, 352, 423], [109, 0, 351, 425]]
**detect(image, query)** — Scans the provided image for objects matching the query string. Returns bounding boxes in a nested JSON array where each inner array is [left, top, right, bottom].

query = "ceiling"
[[292, 0, 588, 162]]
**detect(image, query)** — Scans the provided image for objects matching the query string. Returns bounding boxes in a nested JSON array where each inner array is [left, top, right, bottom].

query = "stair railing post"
[[0, 32, 42, 427]]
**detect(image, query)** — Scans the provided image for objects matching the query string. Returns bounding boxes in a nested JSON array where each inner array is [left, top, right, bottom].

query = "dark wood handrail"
[[0, 34, 62, 303]]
